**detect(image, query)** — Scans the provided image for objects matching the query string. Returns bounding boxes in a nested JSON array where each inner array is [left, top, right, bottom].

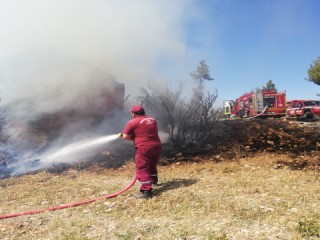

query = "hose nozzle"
[[117, 133, 123, 138]]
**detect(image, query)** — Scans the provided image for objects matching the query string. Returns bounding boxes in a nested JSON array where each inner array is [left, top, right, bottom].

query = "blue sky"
[[183, 0, 320, 105], [0, 0, 319, 109]]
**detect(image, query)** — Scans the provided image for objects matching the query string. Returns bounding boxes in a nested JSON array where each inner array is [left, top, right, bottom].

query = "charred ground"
[[32, 118, 320, 173], [162, 118, 320, 171], [2, 117, 319, 177]]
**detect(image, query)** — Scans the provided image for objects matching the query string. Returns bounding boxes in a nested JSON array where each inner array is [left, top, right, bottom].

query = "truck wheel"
[[304, 111, 313, 120]]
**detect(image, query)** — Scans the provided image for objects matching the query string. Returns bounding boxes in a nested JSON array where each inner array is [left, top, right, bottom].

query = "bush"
[[0, 107, 18, 167], [0, 109, 9, 166], [0, 109, 8, 143], [136, 84, 219, 152]]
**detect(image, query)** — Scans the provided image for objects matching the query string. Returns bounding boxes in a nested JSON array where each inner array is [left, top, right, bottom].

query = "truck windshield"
[[305, 101, 319, 106], [304, 101, 313, 106]]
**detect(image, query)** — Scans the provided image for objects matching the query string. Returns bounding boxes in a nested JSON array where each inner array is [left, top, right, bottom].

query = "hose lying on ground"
[[248, 106, 269, 119], [0, 175, 137, 220]]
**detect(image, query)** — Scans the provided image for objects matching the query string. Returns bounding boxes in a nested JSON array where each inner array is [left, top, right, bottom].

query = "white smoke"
[[0, 1, 194, 107], [1, 49, 119, 117], [0, 1, 198, 175]]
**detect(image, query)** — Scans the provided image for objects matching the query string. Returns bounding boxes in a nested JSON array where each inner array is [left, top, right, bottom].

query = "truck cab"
[[223, 100, 234, 118]]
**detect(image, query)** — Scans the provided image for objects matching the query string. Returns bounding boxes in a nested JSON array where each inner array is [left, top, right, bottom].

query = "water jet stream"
[[6, 134, 119, 176], [42, 134, 118, 162]]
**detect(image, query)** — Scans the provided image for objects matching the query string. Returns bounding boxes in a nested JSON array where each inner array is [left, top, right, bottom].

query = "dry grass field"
[[1, 152, 320, 240]]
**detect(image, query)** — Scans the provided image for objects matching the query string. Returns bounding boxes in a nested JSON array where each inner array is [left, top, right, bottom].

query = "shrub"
[[136, 84, 219, 151]]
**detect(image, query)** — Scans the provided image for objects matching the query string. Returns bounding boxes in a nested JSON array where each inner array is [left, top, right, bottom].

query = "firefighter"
[[244, 103, 250, 118], [118, 105, 162, 199]]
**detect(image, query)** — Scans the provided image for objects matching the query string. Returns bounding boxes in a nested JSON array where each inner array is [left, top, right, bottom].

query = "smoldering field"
[[1, 111, 320, 238], [1, 2, 320, 238]]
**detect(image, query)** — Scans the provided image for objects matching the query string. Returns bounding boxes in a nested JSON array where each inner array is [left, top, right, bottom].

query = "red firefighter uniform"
[[122, 106, 161, 192]]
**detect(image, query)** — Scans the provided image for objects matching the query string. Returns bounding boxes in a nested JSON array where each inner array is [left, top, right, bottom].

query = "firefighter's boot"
[[134, 190, 152, 199]]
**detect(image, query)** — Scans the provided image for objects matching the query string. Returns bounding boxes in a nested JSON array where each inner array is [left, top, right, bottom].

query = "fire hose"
[[248, 106, 269, 119], [0, 175, 137, 220]]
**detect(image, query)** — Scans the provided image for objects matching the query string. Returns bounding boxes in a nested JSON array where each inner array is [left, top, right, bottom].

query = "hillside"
[[0, 119, 320, 239]]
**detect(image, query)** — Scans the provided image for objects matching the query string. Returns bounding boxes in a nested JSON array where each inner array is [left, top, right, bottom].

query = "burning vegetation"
[[0, 79, 125, 178]]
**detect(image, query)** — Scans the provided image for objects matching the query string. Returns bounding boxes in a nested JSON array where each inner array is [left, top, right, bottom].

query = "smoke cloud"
[[0, 1, 196, 176], [0, 1, 193, 106]]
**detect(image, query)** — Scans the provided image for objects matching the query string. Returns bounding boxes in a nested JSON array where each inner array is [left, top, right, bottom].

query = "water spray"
[[0, 133, 138, 219], [41, 134, 119, 163], [2, 134, 119, 177]]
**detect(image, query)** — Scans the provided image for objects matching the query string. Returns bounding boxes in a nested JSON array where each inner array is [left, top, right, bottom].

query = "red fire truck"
[[286, 99, 320, 119], [224, 89, 287, 118]]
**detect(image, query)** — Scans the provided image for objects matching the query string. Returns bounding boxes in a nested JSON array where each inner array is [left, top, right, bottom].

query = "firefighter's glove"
[[117, 133, 123, 138]]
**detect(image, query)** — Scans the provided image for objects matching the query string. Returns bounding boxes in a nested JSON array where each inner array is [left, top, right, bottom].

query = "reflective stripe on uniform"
[[140, 181, 152, 185]]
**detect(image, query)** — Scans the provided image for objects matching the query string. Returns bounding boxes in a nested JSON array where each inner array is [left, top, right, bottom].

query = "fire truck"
[[286, 99, 320, 120], [224, 89, 287, 118]]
